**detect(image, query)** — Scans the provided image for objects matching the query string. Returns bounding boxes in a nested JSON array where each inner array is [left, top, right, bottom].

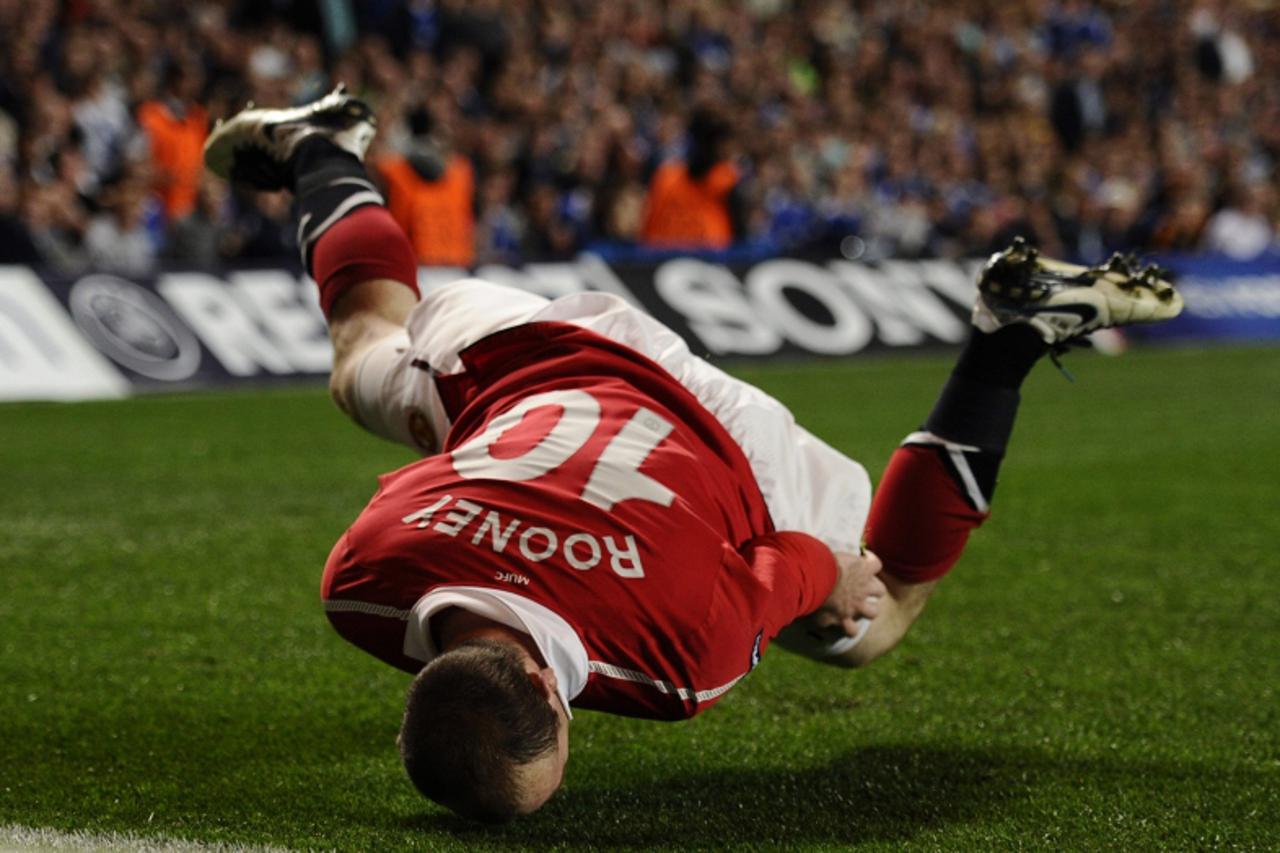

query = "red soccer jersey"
[[322, 322, 837, 719]]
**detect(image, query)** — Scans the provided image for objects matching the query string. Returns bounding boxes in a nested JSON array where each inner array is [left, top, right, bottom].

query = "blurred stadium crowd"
[[1, 0, 1277, 277]]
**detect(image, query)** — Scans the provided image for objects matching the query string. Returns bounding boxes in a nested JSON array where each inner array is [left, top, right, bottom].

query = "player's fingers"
[[856, 593, 881, 620], [841, 617, 863, 637], [866, 574, 889, 599]]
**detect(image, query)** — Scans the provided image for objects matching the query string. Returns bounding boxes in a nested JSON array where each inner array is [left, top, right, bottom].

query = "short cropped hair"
[[399, 639, 560, 823]]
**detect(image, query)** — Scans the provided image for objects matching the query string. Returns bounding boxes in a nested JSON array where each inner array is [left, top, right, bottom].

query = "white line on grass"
[[0, 825, 291, 853]]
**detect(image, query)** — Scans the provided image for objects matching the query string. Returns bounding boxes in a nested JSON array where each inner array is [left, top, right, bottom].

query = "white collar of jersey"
[[404, 586, 588, 719]]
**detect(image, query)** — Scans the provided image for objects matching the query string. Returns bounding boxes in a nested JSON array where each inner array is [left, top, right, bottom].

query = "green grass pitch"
[[2, 345, 1278, 851]]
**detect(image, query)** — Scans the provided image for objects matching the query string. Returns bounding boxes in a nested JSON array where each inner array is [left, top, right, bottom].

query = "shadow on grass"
[[397, 742, 1276, 848], [403, 743, 1018, 847]]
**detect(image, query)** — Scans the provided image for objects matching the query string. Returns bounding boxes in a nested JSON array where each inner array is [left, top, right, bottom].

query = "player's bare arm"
[[828, 574, 937, 668], [794, 547, 936, 669]]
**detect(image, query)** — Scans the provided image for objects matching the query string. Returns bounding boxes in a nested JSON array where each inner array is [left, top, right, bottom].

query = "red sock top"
[[310, 205, 420, 318], [865, 445, 990, 583]]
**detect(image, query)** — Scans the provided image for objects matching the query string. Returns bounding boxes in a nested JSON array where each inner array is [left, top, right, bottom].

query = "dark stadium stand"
[[0, 0, 1276, 274]]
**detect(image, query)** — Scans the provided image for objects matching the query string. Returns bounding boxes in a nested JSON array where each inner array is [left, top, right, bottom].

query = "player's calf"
[[326, 278, 417, 419]]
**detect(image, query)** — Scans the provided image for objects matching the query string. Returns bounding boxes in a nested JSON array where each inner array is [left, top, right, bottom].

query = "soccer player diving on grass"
[[204, 88, 1183, 823]]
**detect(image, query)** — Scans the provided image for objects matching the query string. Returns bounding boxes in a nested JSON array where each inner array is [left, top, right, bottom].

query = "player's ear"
[[527, 666, 559, 700]]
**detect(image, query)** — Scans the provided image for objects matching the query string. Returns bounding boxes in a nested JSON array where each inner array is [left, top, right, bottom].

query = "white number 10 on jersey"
[[450, 390, 677, 511]]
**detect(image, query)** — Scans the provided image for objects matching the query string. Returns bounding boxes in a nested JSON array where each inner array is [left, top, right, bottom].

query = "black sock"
[[952, 324, 1048, 389], [922, 325, 1047, 455], [290, 137, 362, 188], [290, 138, 385, 272]]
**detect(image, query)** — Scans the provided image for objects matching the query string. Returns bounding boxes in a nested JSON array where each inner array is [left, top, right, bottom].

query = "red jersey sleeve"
[[735, 531, 838, 638], [622, 531, 837, 719]]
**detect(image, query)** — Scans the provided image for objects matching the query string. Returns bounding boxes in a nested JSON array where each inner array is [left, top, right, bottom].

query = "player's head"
[[399, 639, 569, 822]]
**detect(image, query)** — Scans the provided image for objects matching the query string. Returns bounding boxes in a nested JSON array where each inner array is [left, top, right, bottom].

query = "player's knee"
[[328, 364, 358, 419]]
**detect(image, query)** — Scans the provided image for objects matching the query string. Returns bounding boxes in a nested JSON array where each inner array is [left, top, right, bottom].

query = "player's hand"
[[815, 549, 887, 637]]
